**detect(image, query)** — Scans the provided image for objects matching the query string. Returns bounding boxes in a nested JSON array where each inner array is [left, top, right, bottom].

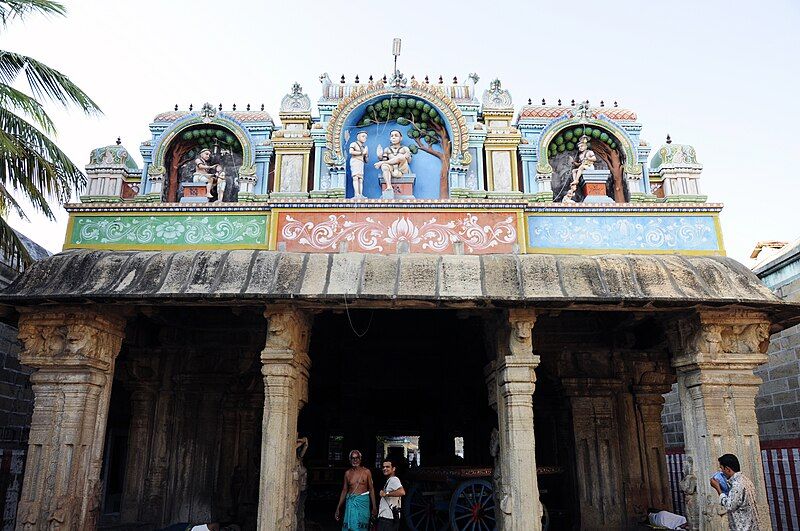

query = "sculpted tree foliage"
[[0, 0, 101, 265], [356, 96, 451, 197]]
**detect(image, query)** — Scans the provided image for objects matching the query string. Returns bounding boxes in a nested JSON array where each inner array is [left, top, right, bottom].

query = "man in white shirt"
[[377, 458, 405, 531]]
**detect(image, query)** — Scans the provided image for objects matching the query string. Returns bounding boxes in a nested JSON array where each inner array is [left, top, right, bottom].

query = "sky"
[[3, 0, 799, 263]]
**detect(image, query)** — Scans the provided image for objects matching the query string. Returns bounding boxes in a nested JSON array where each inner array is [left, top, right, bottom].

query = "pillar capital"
[[17, 306, 126, 373], [668, 310, 770, 372]]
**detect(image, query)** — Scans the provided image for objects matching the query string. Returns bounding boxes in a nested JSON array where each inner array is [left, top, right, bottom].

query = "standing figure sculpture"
[[374, 129, 412, 199], [679, 456, 699, 531], [349, 131, 369, 199], [570, 135, 596, 188]]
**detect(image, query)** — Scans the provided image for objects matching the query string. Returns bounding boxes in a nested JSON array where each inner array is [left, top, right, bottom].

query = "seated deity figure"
[[348, 131, 368, 199], [374, 129, 412, 199], [192, 148, 221, 199], [570, 135, 596, 187]]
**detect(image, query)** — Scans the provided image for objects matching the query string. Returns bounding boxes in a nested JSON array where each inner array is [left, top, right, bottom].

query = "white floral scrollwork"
[[280, 214, 517, 253], [74, 216, 266, 245]]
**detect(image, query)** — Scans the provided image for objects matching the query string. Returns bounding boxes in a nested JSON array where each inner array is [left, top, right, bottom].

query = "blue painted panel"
[[527, 215, 720, 251], [342, 98, 450, 199]]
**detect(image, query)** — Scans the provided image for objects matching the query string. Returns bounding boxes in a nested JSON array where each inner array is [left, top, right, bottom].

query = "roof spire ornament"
[[542, 98, 546, 105], [246, 103, 250, 111], [576, 100, 591, 121], [614, 101, 618, 107], [189, 104, 193, 111], [528, 98, 532, 105], [200, 102, 216, 120], [558, 99, 562, 106], [355, 75, 360, 84], [174, 104, 178, 111], [218, 103, 223, 111], [666, 134, 672, 144], [116, 137, 121, 146]]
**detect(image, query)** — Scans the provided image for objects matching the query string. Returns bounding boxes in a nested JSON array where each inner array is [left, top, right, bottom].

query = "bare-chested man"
[[335, 449, 376, 530]]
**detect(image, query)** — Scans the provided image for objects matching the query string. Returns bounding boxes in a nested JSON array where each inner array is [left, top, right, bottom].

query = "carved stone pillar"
[[616, 353, 675, 523], [119, 353, 159, 523], [14, 307, 125, 530], [669, 310, 771, 531], [484, 309, 542, 531], [562, 377, 626, 530], [257, 307, 312, 530]]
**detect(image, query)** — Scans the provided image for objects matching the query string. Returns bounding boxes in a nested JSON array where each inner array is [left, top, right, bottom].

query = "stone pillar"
[[485, 309, 542, 530], [14, 307, 125, 530], [118, 354, 159, 523], [561, 377, 626, 529], [669, 310, 771, 531], [257, 307, 312, 530]]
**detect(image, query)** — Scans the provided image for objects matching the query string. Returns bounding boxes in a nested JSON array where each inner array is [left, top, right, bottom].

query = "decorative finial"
[[382, 74, 387, 83], [355, 75, 360, 83], [369, 75, 374, 82], [527, 98, 532, 105], [424, 75, 429, 84], [666, 134, 672, 144], [246, 103, 250, 111], [614, 101, 618, 107], [558, 99, 562, 106], [453, 76, 458, 84], [116, 137, 121, 146], [542, 98, 546, 105], [218, 103, 223, 111], [600, 100, 604, 107], [438, 75, 443, 84], [261, 104, 265, 111], [340, 75, 345, 84], [232, 103, 237, 111], [410, 75, 415, 81], [189, 104, 193, 111], [570, 99, 575, 106], [174, 104, 178, 111]]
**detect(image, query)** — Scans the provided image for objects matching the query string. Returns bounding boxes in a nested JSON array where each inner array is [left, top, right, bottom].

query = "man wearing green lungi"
[[335, 450, 376, 529]]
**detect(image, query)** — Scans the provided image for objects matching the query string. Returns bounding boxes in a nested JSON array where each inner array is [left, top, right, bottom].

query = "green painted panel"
[[69, 214, 268, 248]]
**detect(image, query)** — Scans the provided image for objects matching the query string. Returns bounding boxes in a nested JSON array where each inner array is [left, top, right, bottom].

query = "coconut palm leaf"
[[0, 0, 64, 27], [0, 0, 98, 266], [0, 106, 83, 218], [0, 82, 54, 132], [0, 51, 100, 114]]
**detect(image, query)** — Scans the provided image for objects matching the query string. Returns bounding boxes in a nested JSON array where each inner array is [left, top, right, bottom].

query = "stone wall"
[[0, 321, 33, 530], [754, 276, 800, 441], [661, 383, 684, 448]]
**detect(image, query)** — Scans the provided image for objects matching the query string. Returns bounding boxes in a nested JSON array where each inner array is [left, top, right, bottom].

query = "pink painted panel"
[[276, 211, 519, 254]]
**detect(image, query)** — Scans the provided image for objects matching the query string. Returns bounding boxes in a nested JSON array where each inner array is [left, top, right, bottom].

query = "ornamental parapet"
[[62, 200, 725, 256]]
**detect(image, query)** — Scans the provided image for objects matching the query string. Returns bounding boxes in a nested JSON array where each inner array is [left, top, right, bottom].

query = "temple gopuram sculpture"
[[2, 43, 798, 531]]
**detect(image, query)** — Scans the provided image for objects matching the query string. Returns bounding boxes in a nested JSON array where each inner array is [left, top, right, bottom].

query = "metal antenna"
[[392, 38, 401, 76]]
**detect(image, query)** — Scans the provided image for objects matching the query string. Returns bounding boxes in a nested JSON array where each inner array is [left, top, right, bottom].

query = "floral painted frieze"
[[527, 215, 720, 252], [278, 211, 519, 254], [69, 215, 268, 248]]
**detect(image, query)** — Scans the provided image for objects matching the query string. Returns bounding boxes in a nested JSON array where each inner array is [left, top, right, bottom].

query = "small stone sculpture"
[[374, 130, 412, 199]]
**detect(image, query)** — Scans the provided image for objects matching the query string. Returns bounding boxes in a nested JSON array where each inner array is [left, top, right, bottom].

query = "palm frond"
[[0, 82, 54, 133], [0, 216, 32, 268], [0, 50, 101, 115], [0, 106, 85, 218], [0, 1, 64, 27]]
